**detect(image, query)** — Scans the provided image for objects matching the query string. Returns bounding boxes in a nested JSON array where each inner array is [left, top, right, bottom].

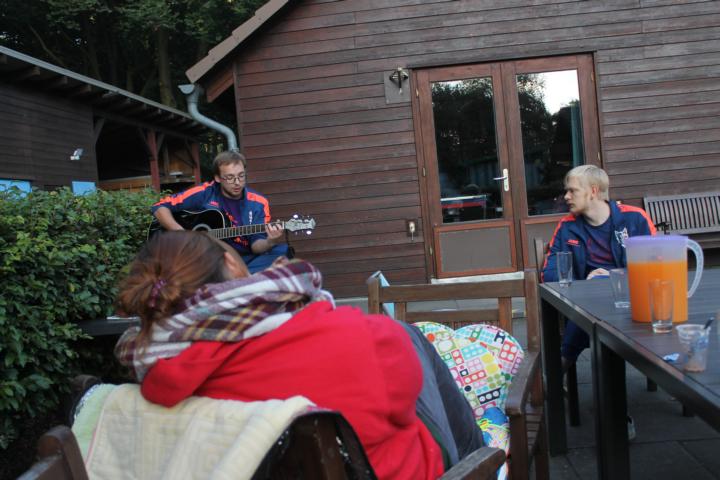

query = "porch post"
[[191, 142, 201, 185], [147, 130, 160, 191]]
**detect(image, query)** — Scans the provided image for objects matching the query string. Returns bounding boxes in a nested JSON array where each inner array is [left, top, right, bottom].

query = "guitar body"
[[147, 209, 229, 239]]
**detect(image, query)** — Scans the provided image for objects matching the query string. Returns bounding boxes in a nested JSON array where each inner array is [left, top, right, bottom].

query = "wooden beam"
[[147, 130, 160, 191], [136, 127, 152, 156], [46, 75, 69, 89], [97, 109, 202, 141], [93, 118, 105, 146], [67, 84, 95, 98], [191, 142, 201, 185], [13, 66, 41, 81], [205, 64, 234, 103], [162, 144, 170, 178], [156, 133, 165, 155]]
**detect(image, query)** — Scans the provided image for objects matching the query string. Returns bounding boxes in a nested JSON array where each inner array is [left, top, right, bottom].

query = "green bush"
[[0, 187, 160, 449]]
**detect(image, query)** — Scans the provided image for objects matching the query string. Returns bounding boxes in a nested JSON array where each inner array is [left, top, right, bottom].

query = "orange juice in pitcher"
[[625, 235, 703, 323]]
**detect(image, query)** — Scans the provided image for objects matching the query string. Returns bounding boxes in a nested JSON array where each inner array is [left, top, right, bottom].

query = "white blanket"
[[85, 384, 314, 480]]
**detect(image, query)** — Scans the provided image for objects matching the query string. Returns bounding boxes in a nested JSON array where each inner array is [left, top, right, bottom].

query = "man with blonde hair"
[[542, 165, 656, 366]]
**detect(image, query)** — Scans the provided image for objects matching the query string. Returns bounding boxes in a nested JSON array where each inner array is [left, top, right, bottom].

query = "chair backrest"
[[644, 191, 720, 234], [367, 269, 541, 351], [252, 411, 376, 480], [17, 426, 88, 480], [533, 237, 548, 280]]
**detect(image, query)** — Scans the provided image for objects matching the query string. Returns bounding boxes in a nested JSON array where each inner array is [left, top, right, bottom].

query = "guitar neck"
[[209, 221, 282, 240]]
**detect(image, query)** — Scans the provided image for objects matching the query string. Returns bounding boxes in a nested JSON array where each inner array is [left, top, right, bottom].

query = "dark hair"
[[212, 150, 247, 176], [116, 231, 229, 344]]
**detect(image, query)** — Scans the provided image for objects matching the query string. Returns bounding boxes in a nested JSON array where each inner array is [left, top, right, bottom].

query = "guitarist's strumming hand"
[[154, 207, 186, 231]]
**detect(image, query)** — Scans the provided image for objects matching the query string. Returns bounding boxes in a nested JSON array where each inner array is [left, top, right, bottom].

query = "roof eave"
[[185, 0, 293, 84]]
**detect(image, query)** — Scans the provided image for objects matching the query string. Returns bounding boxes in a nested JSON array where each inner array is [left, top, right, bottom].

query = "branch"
[[26, 24, 68, 68]]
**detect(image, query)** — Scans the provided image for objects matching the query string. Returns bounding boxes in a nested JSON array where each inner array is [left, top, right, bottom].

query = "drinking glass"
[[676, 324, 711, 372], [649, 279, 673, 333], [609, 268, 630, 309], [557, 251, 573, 287]]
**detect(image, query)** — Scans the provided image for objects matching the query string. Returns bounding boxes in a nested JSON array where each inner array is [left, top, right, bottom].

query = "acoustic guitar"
[[147, 209, 316, 240]]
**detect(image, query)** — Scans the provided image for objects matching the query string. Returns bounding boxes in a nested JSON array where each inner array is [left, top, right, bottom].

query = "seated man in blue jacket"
[[151, 150, 289, 273], [542, 165, 656, 370]]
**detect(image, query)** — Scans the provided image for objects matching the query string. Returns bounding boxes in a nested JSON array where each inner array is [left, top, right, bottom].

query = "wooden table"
[[540, 269, 720, 480], [78, 316, 139, 336]]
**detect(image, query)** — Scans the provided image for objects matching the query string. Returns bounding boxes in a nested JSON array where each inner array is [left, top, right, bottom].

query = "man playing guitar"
[[152, 150, 289, 273]]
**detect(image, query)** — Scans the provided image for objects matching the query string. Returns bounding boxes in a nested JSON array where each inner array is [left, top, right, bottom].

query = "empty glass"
[[557, 251, 573, 287], [609, 268, 630, 309]]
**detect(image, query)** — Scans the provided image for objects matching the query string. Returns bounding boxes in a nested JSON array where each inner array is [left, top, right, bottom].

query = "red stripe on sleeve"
[[246, 191, 271, 223], [618, 204, 657, 235], [153, 182, 213, 207]]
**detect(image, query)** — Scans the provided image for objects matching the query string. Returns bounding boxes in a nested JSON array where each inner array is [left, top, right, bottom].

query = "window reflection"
[[431, 78, 502, 223], [518, 70, 585, 216]]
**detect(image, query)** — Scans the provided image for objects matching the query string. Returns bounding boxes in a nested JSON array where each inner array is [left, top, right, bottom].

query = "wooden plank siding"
[[0, 82, 97, 188], [219, 0, 720, 296]]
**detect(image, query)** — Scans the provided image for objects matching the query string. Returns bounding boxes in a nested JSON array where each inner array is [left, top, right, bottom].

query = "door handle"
[[493, 168, 510, 192]]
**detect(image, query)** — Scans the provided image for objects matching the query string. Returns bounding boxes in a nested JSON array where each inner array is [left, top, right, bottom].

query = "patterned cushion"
[[415, 321, 520, 480], [414, 322, 508, 418], [454, 324, 525, 384]]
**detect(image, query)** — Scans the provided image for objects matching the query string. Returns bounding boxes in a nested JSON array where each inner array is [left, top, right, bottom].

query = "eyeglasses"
[[220, 173, 246, 183]]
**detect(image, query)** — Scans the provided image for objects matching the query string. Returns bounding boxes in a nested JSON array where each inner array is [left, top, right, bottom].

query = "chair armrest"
[[505, 350, 540, 417], [439, 447, 505, 480]]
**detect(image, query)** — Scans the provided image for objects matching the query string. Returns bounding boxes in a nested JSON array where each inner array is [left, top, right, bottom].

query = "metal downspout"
[[179, 84, 238, 152]]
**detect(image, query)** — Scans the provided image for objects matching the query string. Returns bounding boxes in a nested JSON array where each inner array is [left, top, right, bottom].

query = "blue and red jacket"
[[542, 201, 656, 282], [151, 181, 271, 255]]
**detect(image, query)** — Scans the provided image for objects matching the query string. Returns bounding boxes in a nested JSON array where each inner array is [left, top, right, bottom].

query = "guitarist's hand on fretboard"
[[266, 222, 285, 245]]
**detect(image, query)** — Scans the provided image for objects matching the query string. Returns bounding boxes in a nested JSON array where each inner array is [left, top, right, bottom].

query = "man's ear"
[[224, 251, 249, 278]]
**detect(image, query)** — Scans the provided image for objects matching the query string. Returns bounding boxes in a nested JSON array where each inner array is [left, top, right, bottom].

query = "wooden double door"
[[413, 54, 601, 278]]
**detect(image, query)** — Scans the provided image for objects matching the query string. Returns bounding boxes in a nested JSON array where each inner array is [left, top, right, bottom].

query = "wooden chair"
[[255, 410, 505, 480], [43, 375, 505, 480], [17, 426, 88, 480], [367, 269, 549, 480], [533, 237, 581, 427]]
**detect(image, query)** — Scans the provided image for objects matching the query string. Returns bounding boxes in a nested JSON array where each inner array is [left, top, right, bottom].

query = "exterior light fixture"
[[389, 67, 409, 94], [70, 148, 84, 161]]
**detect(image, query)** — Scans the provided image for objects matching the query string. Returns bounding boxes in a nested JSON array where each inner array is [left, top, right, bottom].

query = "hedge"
[[0, 187, 160, 449]]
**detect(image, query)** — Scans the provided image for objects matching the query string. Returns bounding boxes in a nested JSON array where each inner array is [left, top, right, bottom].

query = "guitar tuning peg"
[[293, 214, 299, 219], [306, 231, 312, 235]]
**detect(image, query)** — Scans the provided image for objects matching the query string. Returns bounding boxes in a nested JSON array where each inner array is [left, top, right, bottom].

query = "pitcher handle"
[[687, 239, 704, 298]]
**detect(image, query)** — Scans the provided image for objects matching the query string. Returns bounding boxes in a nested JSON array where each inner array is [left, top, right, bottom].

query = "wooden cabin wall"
[[228, 0, 720, 296], [0, 82, 97, 189]]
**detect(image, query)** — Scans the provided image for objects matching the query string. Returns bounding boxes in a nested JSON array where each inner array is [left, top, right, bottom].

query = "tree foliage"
[[0, 0, 268, 106]]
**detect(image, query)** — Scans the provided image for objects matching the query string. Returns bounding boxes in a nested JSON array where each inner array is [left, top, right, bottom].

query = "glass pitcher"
[[625, 235, 703, 323]]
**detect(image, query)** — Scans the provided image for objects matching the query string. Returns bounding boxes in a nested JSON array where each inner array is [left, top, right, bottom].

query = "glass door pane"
[[430, 78, 503, 223], [517, 70, 585, 216]]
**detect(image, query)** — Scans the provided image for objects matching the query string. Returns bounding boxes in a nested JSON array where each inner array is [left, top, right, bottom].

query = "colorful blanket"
[[84, 384, 315, 480]]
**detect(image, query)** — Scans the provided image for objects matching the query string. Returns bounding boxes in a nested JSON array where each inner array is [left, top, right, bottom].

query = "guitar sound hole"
[[192, 224, 211, 232]]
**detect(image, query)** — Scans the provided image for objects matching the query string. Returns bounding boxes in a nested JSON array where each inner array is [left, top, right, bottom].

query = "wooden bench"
[[367, 269, 549, 480], [23, 377, 506, 480], [643, 192, 720, 248]]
